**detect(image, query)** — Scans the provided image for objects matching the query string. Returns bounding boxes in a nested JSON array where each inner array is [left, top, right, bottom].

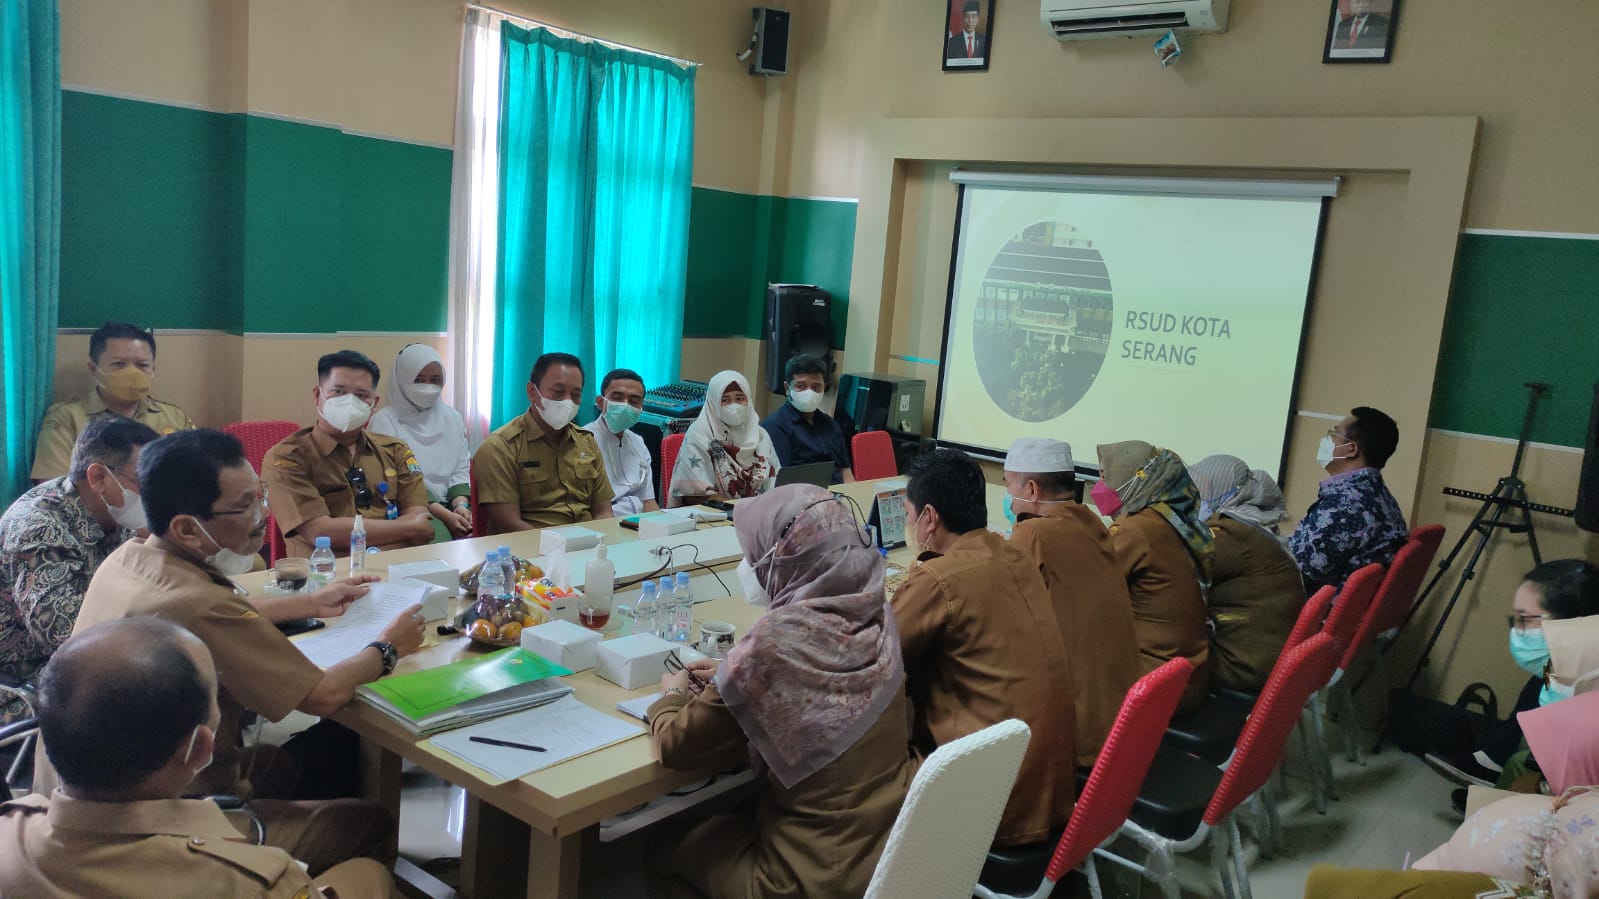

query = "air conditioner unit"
[[1041, 0, 1229, 40]]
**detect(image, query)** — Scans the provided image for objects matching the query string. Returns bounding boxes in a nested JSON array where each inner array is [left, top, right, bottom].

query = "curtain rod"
[[465, 3, 703, 67]]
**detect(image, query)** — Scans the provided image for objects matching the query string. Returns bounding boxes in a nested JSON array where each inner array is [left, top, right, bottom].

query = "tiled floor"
[[389, 724, 1464, 898]]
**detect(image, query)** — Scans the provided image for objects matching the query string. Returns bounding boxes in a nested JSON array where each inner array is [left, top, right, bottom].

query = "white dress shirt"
[[581, 418, 657, 516]]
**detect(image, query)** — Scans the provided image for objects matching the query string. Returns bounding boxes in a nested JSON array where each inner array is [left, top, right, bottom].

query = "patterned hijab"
[[1097, 441, 1214, 584], [1188, 453, 1289, 534], [714, 484, 904, 789]]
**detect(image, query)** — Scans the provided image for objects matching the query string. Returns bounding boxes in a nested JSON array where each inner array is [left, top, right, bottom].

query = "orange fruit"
[[499, 621, 523, 642], [468, 619, 496, 642]]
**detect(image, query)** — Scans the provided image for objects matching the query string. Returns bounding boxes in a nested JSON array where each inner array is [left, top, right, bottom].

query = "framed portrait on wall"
[[1324, 0, 1400, 64], [943, 0, 995, 72]]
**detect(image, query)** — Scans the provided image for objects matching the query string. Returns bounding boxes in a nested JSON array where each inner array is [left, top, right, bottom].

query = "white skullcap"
[[1004, 437, 1074, 473]]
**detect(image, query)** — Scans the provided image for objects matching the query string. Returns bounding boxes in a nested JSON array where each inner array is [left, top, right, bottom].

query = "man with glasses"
[[38, 428, 425, 876], [0, 418, 160, 727], [1288, 406, 1409, 592], [262, 350, 434, 557]]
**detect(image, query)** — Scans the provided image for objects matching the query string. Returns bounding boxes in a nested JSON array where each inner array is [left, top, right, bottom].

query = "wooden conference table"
[[230, 479, 1009, 899]]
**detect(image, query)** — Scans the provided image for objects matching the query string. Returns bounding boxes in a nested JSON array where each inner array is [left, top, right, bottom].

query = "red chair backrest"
[[851, 430, 898, 481], [223, 421, 299, 564], [1321, 562, 1384, 656], [1285, 586, 1335, 652], [1045, 658, 1192, 882], [661, 432, 685, 502], [1203, 633, 1341, 826], [1373, 525, 1446, 634]]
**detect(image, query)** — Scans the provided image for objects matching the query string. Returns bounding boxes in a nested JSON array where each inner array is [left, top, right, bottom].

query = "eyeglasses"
[[345, 467, 374, 509], [663, 651, 707, 692], [1507, 613, 1553, 630], [206, 486, 269, 523]]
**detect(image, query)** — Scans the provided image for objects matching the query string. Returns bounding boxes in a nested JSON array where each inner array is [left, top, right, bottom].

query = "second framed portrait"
[[1324, 0, 1400, 64], [943, 0, 996, 72]]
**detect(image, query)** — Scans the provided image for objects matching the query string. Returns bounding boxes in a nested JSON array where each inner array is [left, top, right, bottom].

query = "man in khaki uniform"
[[36, 428, 426, 877], [262, 350, 434, 558], [1, 618, 392, 898], [475, 352, 614, 534], [892, 449, 1077, 848], [1003, 437, 1140, 770], [32, 321, 193, 481]]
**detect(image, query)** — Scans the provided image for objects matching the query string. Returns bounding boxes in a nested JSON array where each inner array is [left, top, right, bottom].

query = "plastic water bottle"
[[634, 580, 660, 638], [478, 550, 505, 606], [309, 536, 336, 589], [349, 515, 367, 575], [671, 571, 694, 643], [377, 482, 399, 520], [659, 577, 679, 639], [497, 544, 517, 588]]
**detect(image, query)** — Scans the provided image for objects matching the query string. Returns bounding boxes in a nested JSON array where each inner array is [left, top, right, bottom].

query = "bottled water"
[[498, 544, 517, 588], [670, 572, 694, 643], [634, 581, 660, 638], [309, 536, 336, 589], [478, 550, 505, 605], [658, 577, 679, 640]]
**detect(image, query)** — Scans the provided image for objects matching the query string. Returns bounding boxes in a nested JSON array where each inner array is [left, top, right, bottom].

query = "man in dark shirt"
[[760, 355, 854, 483], [1289, 406, 1409, 592]]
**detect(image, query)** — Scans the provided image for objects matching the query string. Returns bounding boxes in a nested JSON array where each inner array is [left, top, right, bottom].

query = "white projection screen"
[[934, 172, 1336, 476]]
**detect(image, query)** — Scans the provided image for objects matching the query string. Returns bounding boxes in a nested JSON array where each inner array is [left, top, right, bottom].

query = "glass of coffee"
[[273, 558, 310, 592]]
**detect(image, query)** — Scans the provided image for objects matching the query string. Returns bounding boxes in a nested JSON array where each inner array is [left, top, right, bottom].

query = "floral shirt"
[[0, 477, 133, 725], [1288, 466, 1408, 592]]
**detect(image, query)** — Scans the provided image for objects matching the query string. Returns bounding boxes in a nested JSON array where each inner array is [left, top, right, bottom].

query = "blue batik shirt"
[[1288, 466, 1409, 592]]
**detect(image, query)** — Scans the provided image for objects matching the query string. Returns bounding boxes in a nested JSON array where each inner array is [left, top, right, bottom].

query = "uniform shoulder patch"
[[403, 451, 422, 474], [272, 457, 303, 471]]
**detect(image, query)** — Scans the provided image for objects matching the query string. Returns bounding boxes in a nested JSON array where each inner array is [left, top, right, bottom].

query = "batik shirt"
[[1288, 466, 1409, 592], [0, 477, 133, 725]]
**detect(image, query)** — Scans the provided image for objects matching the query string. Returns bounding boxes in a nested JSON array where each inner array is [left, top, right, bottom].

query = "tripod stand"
[[1371, 382, 1574, 750]]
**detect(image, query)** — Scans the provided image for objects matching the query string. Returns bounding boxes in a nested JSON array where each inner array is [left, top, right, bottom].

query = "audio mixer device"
[[643, 381, 708, 419]]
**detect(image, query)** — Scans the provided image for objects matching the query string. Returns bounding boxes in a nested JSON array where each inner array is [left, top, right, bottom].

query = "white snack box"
[[405, 581, 453, 622], [520, 619, 603, 672], [637, 512, 696, 539], [595, 633, 678, 690], [387, 560, 460, 593], [540, 525, 604, 556]]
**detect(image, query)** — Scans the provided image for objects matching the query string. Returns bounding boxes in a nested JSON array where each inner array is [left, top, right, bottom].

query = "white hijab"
[[691, 370, 765, 463], [367, 344, 470, 501]]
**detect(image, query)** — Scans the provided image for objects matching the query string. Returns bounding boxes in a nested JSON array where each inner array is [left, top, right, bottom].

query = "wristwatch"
[[367, 641, 398, 675], [664, 686, 689, 698]]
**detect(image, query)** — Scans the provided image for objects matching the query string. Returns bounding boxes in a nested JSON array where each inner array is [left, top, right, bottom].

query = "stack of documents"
[[357, 646, 574, 736], [292, 581, 430, 670], [430, 695, 645, 782]]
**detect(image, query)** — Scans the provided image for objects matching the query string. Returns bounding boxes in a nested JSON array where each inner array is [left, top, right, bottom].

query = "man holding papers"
[[33, 429, 425, 877]]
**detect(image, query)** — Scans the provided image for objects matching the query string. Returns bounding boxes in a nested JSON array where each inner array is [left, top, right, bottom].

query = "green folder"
[[358, 647, 575, 736]]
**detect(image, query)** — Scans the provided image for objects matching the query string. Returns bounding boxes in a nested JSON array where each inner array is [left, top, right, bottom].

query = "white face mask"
[[408, 383, 443, 409], [97, 474, 148, 531], [182, 724, 213, 774], [719, 402, 749, 428], [320, 393, 373, 432], [1315, 435, 1354, 467], [538, 396, 579, 430], [195, 521, 258, 577], [789, 388, 823, 414], [736, 557, 771, 607]]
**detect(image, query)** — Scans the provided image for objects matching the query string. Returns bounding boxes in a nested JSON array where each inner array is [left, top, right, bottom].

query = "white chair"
[[863, 719, 1032, 899]]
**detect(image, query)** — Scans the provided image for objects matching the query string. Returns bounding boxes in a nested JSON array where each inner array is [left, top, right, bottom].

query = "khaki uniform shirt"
[[39, 540, 324, 798], [648, 685, 915, 899], [474, 410, 613, 528], [892, 528, 1076, 847], [0, 791, 318, 898], [1012, 503, 1142, 768], [261, 426, 428, 558], [30, 392, 193, 481], [1206, 515, 1306, 693], [1110, 508, 1213, 710]]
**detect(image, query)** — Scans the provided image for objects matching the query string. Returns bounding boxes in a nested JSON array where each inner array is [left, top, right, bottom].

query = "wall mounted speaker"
[[751, 7, 789, 76]]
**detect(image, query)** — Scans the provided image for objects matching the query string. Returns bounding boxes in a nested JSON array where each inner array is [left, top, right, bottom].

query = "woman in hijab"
[[1094, 441, 1214, 709], [1189, 454, 1306, 692], [367, 344, 472, 539], [647, 484, 914, 898], [666, 370, 780, 508]]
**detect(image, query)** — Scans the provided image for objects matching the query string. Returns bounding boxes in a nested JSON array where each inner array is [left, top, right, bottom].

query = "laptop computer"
[[775, 461, 835, 488]]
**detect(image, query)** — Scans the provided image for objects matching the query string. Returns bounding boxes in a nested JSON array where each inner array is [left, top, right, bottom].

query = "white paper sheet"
[[429, 694, 645, 781], [616, 692, 663, 721], [291, 580, 429, 670]]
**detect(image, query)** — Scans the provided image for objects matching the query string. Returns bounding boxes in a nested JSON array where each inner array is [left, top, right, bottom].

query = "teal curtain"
[[495, 23, 694, 425], [0, 0, 60, 502]]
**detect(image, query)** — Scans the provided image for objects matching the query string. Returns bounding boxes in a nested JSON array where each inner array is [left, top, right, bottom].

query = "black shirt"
[[760, 402, 850, 483]]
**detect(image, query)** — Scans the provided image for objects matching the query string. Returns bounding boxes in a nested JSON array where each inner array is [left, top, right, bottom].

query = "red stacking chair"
[[851, 430, 898, 481], [222, 420, 299, 564], [975, 659, 1193, 899], [1100, 634, 1342, 899], [1302, 562, 1384, 810], [1376, 525, 1447, 638], [660, 432, 685, 503]]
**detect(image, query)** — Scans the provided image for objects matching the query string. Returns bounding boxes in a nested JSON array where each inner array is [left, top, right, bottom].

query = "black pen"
[[469, 735, 546, 752]]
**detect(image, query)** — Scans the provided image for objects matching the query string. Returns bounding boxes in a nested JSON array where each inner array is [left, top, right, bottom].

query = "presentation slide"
[[936, 182, 1326, 475]]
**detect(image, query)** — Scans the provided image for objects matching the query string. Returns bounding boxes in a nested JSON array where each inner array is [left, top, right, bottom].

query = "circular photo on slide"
[[971, 222, 1113, 422]]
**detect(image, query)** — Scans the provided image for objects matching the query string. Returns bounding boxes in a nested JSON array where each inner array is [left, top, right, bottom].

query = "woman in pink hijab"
[[646, 484, 914, 899]]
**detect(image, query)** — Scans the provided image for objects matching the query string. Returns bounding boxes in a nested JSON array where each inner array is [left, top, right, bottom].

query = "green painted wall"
[[1430, 233, 1599, 448]]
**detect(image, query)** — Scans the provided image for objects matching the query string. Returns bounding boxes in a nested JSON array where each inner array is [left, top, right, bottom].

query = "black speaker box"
[[1576, 382, 1599, 532], [751, 8, 789, 76], [764, 283, 832, 394]]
